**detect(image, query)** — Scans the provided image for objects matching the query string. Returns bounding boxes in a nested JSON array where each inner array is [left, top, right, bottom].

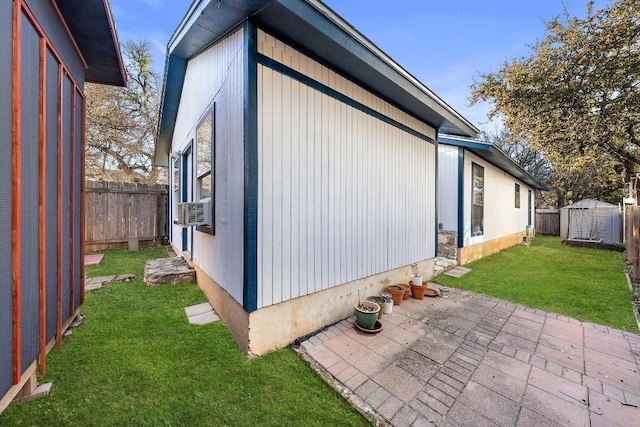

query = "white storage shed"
[[560, 199, 622, 244]]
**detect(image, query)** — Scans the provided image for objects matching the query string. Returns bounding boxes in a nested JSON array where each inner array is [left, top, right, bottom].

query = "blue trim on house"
[[457, 147, 464, 249], [243, 22, 259, 313], [256, 53, 436, 145], [439, 135, 491, 150], [180, 149, 189, 252], [156, 55, 187, 166], [188, 143, 194, 258]]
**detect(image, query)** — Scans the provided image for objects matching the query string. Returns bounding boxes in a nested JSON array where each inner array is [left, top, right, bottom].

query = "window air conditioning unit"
[[177, 202, 211, 226]]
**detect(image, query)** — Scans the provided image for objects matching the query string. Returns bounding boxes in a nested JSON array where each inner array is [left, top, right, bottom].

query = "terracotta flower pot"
[[386, 285, 404, 305], [398, 283, 411, 300], [354, 301, 381, 329], [410, 283, 427, 300]]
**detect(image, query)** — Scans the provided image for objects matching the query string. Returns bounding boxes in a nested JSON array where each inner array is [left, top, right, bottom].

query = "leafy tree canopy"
[[482, 129, 625, 207], [85, 40, 165, 184], [471, 0, 639, 201]]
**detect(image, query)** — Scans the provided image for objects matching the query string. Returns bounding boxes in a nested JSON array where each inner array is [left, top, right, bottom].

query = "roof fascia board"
[[483, 146, 548, 191], [155, 54, 188, 166], [168, 0, 212, 55], [303, 0, 478, 135], [272, 0, 478, 137], [467, 146, 548, 191], [157, 0, 481, 164], [439, 136, 491, 150], [101, 0, 127, 86], [440, 135, 548, 191]]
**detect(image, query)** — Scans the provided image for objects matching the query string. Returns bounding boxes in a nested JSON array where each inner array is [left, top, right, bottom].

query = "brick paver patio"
[[297, 287, 640, 426]]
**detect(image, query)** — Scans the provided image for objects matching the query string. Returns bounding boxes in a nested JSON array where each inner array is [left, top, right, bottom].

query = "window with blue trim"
[[528, 190, 532, 226], [196, 104, 215, 234], [471, 163, 484, 236]]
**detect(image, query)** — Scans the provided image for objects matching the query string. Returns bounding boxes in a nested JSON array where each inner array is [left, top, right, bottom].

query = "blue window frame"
[[471, 163, 484, 236], [528, 190, 532, 226], [195, 104, 215, 235]]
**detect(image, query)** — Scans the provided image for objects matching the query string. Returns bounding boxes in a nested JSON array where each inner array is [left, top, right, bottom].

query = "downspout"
[[434, 129, 439, 257]]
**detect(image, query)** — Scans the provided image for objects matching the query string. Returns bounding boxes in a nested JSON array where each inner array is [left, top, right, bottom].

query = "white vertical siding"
[[257, 29, 436, 141], [171, 28, 245, 304], [258, 65, 435, 308], [437, 144, 459, 231], [462, 151, 534, 247]]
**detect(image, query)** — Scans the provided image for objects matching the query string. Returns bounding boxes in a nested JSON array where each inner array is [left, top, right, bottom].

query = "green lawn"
[[0, 247, 368, 427], [433, 236, 639, 332]]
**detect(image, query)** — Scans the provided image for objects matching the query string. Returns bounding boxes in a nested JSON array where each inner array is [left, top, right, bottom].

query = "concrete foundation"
[[458, 231, 528, 265], [191, 249, 436, 356]]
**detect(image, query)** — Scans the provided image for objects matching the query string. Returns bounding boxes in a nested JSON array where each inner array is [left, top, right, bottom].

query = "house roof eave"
[[55, 0, 127, 86], [439, 134, 549, 192], [155, 0, 479, 165]]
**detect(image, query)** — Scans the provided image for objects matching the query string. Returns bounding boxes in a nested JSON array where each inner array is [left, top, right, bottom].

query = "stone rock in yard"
[[144, 257, 196, 286]]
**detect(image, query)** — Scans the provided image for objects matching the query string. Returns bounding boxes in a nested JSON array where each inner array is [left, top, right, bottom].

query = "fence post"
[[628, 205, 634, 271], [627, 205, 634, 262], [156, 192, 162, 245], [634, 206, 640, 282]]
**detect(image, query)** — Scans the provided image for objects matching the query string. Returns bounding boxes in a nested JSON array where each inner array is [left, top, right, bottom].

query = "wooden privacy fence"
[[535, 209, 560, 236], [85, 181, 168, 251]]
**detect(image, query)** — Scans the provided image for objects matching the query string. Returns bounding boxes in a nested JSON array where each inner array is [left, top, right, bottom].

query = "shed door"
[[569, 208, 618, 242], [569, 209, 591, 239]]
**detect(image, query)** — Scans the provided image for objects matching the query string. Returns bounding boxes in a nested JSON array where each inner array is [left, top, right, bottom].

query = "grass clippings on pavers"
[[433, 236, 639, 333], [0, 247, 368, 427]]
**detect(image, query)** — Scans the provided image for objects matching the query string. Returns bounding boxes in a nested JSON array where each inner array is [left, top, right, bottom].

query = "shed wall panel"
[[61, 76, 72, 319], [462, 151, 534, 247], [258, 66, 435, 308], [172, 29, 245, 304], [0, 0, 13, 400], [45, 50, 59, 341], [437, 144, 459, 231], [20, 16, 41, 371], [24, 0, 84, 84], [257, 29, 436, 140], [566, 205, 621, 243]]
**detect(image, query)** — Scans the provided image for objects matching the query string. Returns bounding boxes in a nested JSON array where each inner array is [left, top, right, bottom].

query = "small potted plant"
[[398, 283, 411, 300], [386, 285, 405, 305], [410, 263, 427, 299], [411, 263, 423, 286], [354, 299, 380, 329], [410, 281, 428, 299]]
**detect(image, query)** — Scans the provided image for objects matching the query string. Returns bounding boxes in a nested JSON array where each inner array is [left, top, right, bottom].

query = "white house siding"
[[257, 60, 436, 308], [462, 151, 534, 247], [437, 144, 459, 231], [171, 28, 245, 303], [257, 30, 436, 141]]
